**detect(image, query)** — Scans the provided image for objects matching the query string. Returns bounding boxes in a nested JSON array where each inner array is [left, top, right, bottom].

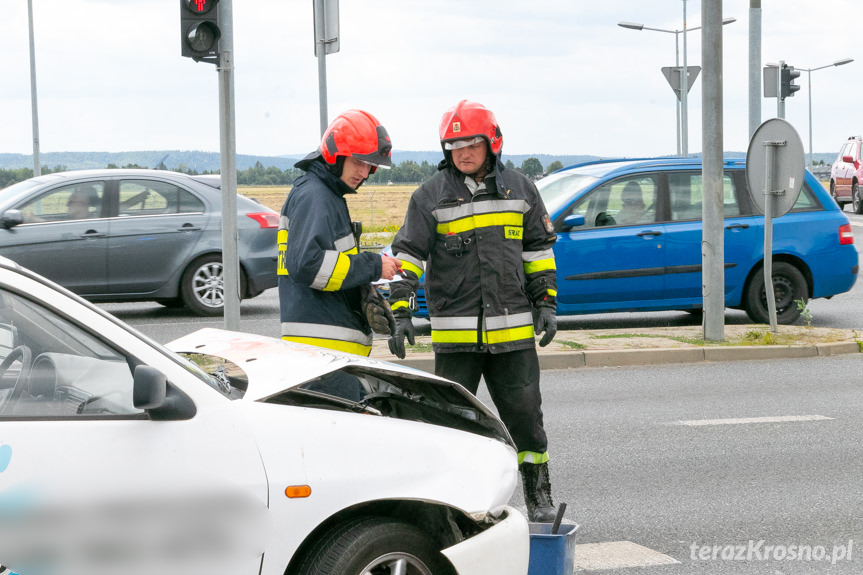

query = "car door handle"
[[80, 230, 106, 238], [636, 230, 662, 237], [177, 224, 202, 232], [725, 224, 750, 230]]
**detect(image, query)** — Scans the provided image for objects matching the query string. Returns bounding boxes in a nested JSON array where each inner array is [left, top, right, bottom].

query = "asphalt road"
[[498, 355, 863, 574]]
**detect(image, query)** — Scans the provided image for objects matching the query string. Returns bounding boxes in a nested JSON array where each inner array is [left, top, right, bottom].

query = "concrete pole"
[[675, 34, 682, 157], [748, 0, 761, 139], [218, 0, 241, 330], [27, 0, 41, 177], [681, 0, 689, 157], [701, 0, 724, 342]]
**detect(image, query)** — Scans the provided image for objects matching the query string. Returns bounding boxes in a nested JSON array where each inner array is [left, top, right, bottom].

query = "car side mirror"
[[843, 155, 854, 163], [563, 214, 585, 229], [1, 210, 23, 229], [133, 365, 167, 409], [133, 364, 197, 420]]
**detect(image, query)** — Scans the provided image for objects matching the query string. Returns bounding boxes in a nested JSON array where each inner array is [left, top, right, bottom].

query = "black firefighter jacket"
[[277, 159, 382, 356], [390, 159, 557, 354]]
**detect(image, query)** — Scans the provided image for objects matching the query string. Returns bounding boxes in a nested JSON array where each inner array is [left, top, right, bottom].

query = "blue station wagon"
[[389, 157, 858, 325]]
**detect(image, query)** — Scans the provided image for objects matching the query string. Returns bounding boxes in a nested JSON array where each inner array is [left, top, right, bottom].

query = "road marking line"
[[675, 415, 833, 426], [574, 541, 679, 571]]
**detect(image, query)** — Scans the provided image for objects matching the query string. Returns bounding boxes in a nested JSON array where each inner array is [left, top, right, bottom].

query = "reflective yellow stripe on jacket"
[[281, 322, 372, 356], [429, 313, 534, 346]]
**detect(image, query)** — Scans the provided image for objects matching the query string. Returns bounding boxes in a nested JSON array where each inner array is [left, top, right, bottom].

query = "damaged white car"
[[0, 256, 528, 575]]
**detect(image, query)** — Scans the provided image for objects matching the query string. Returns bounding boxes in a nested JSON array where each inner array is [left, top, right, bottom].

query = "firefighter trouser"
[[435, 348, 548, 459]]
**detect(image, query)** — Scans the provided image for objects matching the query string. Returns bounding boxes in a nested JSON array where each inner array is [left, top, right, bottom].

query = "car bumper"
[[441, 506, 529, 575]]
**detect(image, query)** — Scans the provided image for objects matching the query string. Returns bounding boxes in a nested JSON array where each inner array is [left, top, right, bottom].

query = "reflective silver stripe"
[[432, 199, 529, 223], [311, 250, 341, 290], [334, 233, 356, 253], [279, 214, 289, 232], [395, 252, 424, 271], [522, 248, 555, 262], [430, 316, 479, 330], [485, 312, 533, 331], [281, 322, 372, 346]]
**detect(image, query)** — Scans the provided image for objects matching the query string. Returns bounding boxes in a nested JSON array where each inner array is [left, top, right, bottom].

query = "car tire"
[[181, 254, 228, 317], [294, 516, 454, 575], [854, 181, 863, 214], [743, 262, 807, 325]]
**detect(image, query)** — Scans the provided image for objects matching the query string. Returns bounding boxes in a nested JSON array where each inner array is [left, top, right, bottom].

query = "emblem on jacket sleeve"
[[542, 214, 554, 233]]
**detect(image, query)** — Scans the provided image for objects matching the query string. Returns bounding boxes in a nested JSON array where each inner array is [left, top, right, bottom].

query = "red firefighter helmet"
[[439, 100, 503, 156], [320, 110, 392, 173]]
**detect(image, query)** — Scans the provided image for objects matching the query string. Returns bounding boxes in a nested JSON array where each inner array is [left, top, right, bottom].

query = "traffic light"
[[180, 0, 220, 63], [780, 64, 801, 99]]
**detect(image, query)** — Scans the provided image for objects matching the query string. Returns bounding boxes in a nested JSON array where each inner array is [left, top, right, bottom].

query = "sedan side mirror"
[[133, 364, 197, 420], [1, 210, 23, 229], [563, 214, 585, 230], [133, 365, 167, 409]]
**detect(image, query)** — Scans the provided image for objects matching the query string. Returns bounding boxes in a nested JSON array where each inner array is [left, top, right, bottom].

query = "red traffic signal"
[[181, 0, 220, 63]]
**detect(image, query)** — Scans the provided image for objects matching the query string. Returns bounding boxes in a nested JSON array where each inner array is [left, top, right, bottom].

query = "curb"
[[380, 341, 861, 371]]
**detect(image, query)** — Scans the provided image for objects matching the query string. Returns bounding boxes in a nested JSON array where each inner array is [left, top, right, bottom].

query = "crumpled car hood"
[[166, 328, 513, 447]]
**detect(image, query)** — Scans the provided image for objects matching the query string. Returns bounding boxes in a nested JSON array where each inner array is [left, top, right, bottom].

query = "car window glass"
[[668, 173, 739, 221], [535, 172, 598, 216], [0, 288, 142, 419], [18, 182, 104, 223], [789, 183, 821, 212], [118, 180, 204, 217], [564, 176, 657, 228]]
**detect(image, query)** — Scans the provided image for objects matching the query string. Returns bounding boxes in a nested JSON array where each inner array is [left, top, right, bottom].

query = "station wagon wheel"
[[853, 181, 863, 214], [181, 254, 226, 316], [743, 262, 807, 325], [295, 516, 453, 575], [0, 345, 32, 415]]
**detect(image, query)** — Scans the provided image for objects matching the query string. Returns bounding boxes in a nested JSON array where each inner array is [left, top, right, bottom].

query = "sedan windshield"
[[536, 172, 598, 215]]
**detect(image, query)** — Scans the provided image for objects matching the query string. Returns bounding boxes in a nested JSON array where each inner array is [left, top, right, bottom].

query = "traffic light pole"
[[27, 0, 41, 177], [777, 60, 785, 119], [217, 0, 240, 330]]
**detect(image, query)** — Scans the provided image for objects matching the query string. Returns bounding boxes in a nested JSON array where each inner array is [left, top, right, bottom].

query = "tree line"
[[0, 156, 562, 190]]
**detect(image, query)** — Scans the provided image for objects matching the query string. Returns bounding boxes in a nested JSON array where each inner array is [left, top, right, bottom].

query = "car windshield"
[[536, 172, 598, 215], [0, 176, 62, 199]]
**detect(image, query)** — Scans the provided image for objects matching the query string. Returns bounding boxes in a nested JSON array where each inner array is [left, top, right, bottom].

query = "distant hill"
[[0, 150, 839, 173]]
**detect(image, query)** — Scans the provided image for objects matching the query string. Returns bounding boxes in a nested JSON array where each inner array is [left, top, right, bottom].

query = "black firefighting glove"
[[533, 304, 557, 347], [388, 316, 415, 359], [526, 276, 550, 304], [360, 284, 396, 336]]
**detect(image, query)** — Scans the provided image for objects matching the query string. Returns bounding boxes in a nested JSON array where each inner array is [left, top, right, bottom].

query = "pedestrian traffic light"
[[180, 0, 220, 63], [780, 64, 801, 99]]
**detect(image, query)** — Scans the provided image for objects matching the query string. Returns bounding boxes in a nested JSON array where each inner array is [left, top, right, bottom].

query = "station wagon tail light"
[[839, 223, 854, 245], [247, 212, 279, 228]]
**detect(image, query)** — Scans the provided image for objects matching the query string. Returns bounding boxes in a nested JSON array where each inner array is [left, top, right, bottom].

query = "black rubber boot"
[[520, 461, 556, 522]]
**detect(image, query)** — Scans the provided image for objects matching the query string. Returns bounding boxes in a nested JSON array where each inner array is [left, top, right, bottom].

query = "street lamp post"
[[799, 58, 853, 167], [618, 11, 735, 158]]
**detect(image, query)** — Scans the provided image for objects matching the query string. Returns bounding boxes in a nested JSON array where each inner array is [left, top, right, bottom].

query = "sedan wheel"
[[181, 255, 225, 316], [743, 262, 807, 325], [295, 516, 453, 575], [854, 182, 863, 214]]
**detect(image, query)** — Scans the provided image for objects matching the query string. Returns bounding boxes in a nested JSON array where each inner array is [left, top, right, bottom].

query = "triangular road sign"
[[661, 66, 701, 101]]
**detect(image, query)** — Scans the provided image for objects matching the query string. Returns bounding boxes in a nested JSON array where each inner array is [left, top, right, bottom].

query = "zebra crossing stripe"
[[574, 541, 679, 571]]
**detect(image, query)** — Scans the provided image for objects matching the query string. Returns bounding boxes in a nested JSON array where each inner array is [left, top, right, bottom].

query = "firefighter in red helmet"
[[277, 110, 402, 370], [388, 100, 559, 522]]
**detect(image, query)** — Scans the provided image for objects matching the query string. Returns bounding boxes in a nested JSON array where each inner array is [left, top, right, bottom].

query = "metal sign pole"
[[777, 59, 785, 119], [762, 140, 786, 333]]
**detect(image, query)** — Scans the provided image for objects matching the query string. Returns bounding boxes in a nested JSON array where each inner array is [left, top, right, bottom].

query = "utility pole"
[[27, 0, 41, 177], [748, 0, 761, 138], [702, 0, 724, 341]]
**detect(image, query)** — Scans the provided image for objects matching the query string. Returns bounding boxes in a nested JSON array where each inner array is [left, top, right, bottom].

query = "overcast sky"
[[1, 1, 858, 161]]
